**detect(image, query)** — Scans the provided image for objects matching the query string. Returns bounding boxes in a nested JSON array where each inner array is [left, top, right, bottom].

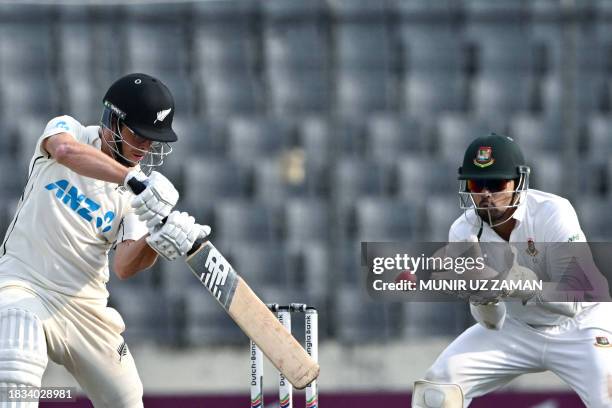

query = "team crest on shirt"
[[595, 336, 612, 348], [473, 146, 495, 168], [526, 238, 539, 263], [526, 238, 539, 256]]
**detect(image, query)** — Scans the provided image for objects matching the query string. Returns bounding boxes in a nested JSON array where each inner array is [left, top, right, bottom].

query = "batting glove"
[[146, 211, 211, 261], [127, 170, 179, 231]]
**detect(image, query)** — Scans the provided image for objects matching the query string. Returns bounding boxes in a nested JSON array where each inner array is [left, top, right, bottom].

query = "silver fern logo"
[[154, 108, 172, 124]]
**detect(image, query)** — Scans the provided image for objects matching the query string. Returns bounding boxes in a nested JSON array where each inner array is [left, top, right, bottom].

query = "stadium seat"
[[56, 7, 99, 120], [575, 197, 612, 241], [106, 254, 160, 293], [225, 243, 289, 294], [2, 79, 59, 119], [198, 69, 263, 116], [284, 198, 330, 244], [298, 116, 332, 165], [394, 154, 432, 198], [15, 117, 50, 167], [333, 116, 369, 155], [426, 194, 462, 241], [227, 116, 291, 164], [262, 0, 331, 114], [63, 81, 101, 126], [262, 0, 329, 70], [267, 67, 331, 115], [509, 113, 563, 152], [193, 0, 259, 73], [534, 1, 603, 78], [436, 113, 495, 163], [395, 154, 458, 200], [576, 158, 608, 197], [0, 21, 53, 80], [541, 74, 607, 117], [333, 158, 393, 206], [330, 0, 396, 114], [329, 0, 392, 70], [397, 0, 463, 73], [123, 23, 188, 78], [181, 157, 250, 207], [337, 69, 395, 115], [184, 286, 244, 346], [171, 116, 227, 155], [586, 115, 612, 160], [335, 284, 396, 344], [471, 74, 535, 117], [0, 152, 25, 199], [214, 200, 282, 244], [0, 197, 19, 238], [253, 158, 323, 202], [366, 114, 424, 161], [354, 198, 424, 242], [464, 0, 533, 73], [193, 2, 262, 116], [109, 286, 169, 344], [285, 242, 329, 298], [157, 260, 196, 299], [404, 72, 467, 117], [526, 153, 564, 195], [123, 5, 193, 115]]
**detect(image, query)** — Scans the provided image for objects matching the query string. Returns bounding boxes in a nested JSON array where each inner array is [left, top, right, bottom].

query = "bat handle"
[[126, 177, 147, 194], [187, 238, 206, 256], [126, 176, 207, 255]]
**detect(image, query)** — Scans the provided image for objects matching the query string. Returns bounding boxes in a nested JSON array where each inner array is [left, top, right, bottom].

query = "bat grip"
[[126, 177, 147, 195], [187, 239, 206, 256], [127, 176, 206, 255]]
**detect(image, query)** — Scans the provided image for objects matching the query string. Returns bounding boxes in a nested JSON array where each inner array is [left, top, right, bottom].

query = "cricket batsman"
[[0, 73, 208, 407], [412, 133, 612, 407]]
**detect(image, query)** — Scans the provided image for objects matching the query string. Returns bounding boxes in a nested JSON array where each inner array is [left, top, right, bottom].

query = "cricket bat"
[[185, 240, 320, 389], [126, 177, 320, 389]]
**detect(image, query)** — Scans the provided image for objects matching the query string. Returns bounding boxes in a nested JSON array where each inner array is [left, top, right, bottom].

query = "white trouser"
[[0, 285, 143, 408], [425, 303, 612, 408]]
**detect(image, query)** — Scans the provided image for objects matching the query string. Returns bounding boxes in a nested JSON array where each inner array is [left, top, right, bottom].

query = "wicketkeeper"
[[412, 133, 612, 408]]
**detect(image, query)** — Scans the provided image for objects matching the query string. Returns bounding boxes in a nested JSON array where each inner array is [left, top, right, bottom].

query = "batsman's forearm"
[[55, 142, 130, 184], [114, 236, 159, 280]]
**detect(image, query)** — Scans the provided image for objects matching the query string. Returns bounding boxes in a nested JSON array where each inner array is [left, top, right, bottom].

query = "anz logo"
[[45, 179, 115, 233]]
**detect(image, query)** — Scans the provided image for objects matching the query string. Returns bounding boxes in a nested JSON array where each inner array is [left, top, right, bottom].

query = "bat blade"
[[185, 241, 320, 389]]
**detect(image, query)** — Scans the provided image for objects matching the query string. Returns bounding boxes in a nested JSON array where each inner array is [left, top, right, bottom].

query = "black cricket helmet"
[[101, 73, 176, 169]]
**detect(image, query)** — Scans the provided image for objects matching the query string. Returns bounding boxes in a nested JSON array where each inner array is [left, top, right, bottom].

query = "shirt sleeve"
[[448, 217, 479, 243], [116, 211, 148, 243], [538, 199, 605, 302], [541, 199, 586, 243], [36, 115, 89, 158]]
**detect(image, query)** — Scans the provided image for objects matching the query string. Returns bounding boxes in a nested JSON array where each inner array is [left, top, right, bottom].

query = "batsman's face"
[[470, 179, 516, 223], [120, 126, 152, 163]]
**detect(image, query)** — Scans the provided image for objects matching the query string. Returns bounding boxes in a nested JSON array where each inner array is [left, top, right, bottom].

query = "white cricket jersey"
[[0, 115, 148, 300], [449, 189, 597, 326]]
